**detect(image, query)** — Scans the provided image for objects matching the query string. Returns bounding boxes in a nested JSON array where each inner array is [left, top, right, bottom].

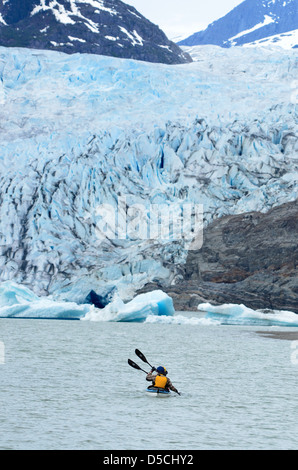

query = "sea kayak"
[[146, 386, 171, 397]]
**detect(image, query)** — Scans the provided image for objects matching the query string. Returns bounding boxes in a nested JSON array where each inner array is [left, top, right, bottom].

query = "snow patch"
[[228, 15, 276, 44], [105, 35, 118, 41], [30, 0, 117, 33], [0, 13, 7, 25], [68, 35, 86, 43], [119, 26, 144, 46], [244, 28, 298, 49], [75, 0, 117, 16], [31, 0, 76, 25]]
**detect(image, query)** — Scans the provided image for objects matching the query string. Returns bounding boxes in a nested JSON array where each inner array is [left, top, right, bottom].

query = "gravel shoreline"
[[256, 331, 298, 341]]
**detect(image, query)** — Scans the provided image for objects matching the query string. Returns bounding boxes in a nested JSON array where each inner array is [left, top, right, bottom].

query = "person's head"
[[157, 366, 167, 375]]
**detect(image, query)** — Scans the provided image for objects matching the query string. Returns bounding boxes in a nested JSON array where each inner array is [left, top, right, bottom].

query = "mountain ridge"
[[179, 0, 298, 48], [0, 0, 191, 64]]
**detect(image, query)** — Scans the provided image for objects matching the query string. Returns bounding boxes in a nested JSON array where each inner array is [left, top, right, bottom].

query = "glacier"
[[0, 44, 297, 316]]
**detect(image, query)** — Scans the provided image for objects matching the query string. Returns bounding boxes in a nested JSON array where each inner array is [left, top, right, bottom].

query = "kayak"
[[146, 386, 171, 397]]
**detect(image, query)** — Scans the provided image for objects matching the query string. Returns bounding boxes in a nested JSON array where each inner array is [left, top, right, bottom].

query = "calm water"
[[0, 314, 298, 450]]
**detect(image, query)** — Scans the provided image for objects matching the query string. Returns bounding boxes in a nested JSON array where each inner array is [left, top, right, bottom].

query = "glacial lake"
[[0, 314, 298, 450]]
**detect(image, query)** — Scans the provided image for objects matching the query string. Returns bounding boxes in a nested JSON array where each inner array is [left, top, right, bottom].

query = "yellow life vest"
[[154, 374, 167, 389]]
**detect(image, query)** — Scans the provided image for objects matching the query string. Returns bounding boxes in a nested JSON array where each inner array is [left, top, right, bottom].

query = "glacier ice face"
[[0, 45, 297, 302]]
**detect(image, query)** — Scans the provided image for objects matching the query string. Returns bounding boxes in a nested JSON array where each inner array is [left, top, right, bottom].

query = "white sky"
[[123, 0, 244, 39]]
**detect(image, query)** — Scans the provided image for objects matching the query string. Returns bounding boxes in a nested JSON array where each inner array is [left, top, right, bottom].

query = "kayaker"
[[146, 366, 180, 395]]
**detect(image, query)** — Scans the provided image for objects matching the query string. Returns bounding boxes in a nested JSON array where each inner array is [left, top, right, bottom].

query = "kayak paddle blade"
[[128, 359, 148, 374], [135, 349, 154, 368]]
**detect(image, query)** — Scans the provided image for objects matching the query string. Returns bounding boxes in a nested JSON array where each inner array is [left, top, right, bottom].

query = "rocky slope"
[[141, 200, 298, 313], [0, 0, 191, 64]]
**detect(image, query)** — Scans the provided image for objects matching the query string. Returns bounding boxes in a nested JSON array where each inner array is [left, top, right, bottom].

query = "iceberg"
[[1, 280, 297, 326], [0, 281, 174, 321], [82, 290, 175, 322], [0, 281, 90, 319], [198, 302, 298, 327]]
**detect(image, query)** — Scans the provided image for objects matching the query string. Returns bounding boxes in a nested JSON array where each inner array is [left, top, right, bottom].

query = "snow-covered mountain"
[[0, 0, 191, 64], [179, 0, 298, 49], [0, 45, 297, 304]]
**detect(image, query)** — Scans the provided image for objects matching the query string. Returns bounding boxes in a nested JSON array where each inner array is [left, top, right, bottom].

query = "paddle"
[[135, 348, 155, 370], [128, 359, 148, 374]]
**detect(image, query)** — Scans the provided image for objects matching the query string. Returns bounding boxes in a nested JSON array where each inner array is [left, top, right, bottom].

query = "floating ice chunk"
[[0, 281, 40, 307], [198, 302, 298, 326], [0, 282, 174, 321], [0, 281, 90, 319], [82, 290, 175, 322]]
